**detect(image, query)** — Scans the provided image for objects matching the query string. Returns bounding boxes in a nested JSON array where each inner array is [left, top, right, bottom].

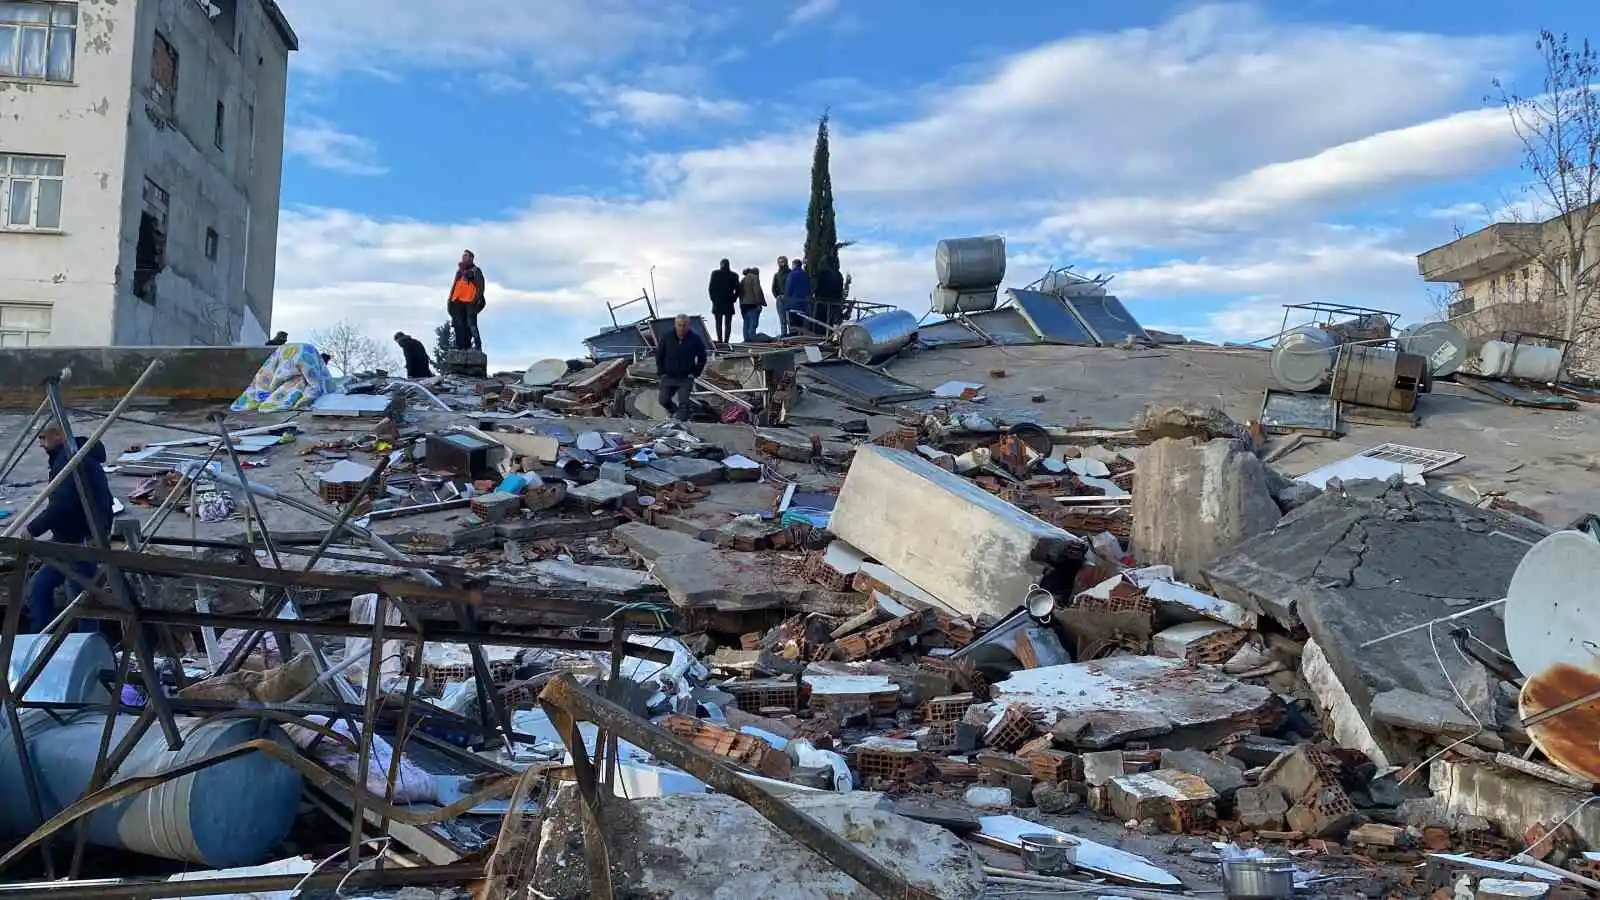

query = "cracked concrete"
[[1203, 480, 1543, 764]]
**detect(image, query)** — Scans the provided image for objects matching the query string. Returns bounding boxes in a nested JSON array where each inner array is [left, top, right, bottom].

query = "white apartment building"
[[0, 0, 295, 347]]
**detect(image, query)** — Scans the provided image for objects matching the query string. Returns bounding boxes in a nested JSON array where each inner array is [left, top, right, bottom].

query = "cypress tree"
[[803, 113, 839, 280]]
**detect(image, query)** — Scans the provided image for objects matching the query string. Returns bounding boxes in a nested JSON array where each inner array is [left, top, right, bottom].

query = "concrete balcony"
[[1417, 223, 1542, 283]]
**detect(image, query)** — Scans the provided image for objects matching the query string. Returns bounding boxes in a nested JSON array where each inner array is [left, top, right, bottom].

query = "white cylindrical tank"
[[935, 236, 1006, 290], [1479, 340, 1563, 381]]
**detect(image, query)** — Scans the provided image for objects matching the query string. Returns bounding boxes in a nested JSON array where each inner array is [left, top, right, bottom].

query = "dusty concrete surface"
[[873, 344, 1600, 525], [1130, 436, 1280, 581]]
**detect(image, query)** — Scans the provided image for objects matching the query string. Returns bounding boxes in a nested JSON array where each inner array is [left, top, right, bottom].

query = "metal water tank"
[[9, 633, 114, 704], [839, 310, 920, 364], [1331, 345, 1428, 412], [1480, 340, 1564, 381], [0, 713, 303, 868], [930, 286, 1000, 315], [1398, 322, 1468, 377], [1270, 326, 1338, 392], [935, 236, 1007, 290]]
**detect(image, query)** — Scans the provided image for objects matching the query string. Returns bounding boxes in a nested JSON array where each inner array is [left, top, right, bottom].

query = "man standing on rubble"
[[739, 266, 767, 343], [393, 332, 433, 379], [771, 255, 789, 322], [655, 314, 706, 422], [448, 250, 486, 351], [21, 425, 113, 634], [707, 258, 740, 345], [782, 258, 811, 337]]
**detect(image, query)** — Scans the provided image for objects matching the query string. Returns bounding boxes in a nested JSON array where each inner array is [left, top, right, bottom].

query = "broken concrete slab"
[[1127, 566, 1257, 629], [527, 560, 657, 595], [1236, 784, 1290, 830], [991, 656, 1284, 750], [1107, 770, 1218, 831], [615, 522, 812, 612], [853, 563, 946, 611], [1204, 481, 1541, 766], [830, 446, 1086, 620], [1131, 437, 1280, 582], [1151, 621, 1242, 661], [567, 479, 637, 509], [1371, 687, 1481, 738], [627, 466, 683, 493], [648, 456, 727, 487], [1160, 748, 1246, 799], [615, 522, 709, 560], [532, 788, 983, 899]]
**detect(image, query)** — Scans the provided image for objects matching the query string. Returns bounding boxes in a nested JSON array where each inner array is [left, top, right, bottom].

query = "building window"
[[0, 153, 64, 230], [0, 2, 77, 83], [204, 227, 218, 260], [151, 32, 178, 118], [0, 302, 50, 346], [135, 178, 168, 301], [214, 100, 225, 149]]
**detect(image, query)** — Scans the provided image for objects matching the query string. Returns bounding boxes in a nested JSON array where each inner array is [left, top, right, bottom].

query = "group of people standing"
[[706, 254, 844, 344]]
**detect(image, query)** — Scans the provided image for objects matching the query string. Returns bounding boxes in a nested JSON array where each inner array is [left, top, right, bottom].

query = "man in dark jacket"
[[23, 426, 114, 633], [394, 332, 434, 379], [655, 314, 707, 421], [707, 258, 741, 345], [448, 250, 487, 351]]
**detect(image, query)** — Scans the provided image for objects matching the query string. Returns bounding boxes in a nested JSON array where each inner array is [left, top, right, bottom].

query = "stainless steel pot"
[[1221, 857, 1295, 899], [1017, 833, 1078, 876]]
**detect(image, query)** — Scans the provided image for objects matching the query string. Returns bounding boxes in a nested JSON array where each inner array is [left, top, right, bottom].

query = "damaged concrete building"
[[0, 0, 296, 347]]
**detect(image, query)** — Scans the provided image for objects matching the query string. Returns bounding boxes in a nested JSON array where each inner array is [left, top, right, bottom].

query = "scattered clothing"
[[231, 343, 333, 412], [396, 335, 433, 378]]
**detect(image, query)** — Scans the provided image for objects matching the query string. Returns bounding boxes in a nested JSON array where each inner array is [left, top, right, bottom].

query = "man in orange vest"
[[448, 250, 486, 350]]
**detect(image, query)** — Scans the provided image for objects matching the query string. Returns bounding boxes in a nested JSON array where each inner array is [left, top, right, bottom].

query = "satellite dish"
[[1503, 530, 1600, 679], [1270, 326, 1337, 393], [1399, 322, 1468, 377], [523, 358, 568, 386]]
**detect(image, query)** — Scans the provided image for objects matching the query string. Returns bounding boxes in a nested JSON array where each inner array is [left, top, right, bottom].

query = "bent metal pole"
[[1, 360, 165, 539]]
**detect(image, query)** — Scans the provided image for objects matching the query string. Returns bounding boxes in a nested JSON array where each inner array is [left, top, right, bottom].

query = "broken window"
[[0, 301, 50, 347], [151, 32, 178, 118], [0, 1, 77, 83], [0, 153, 64, 230], [214, 100, 225, 149], [204, 0, 237, 51], [204, 226, 218, 261], [134, 179, 168, 302]]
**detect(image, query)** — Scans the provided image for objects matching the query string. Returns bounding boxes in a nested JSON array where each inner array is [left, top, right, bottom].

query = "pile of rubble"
[[8, 331, 1600, 900]]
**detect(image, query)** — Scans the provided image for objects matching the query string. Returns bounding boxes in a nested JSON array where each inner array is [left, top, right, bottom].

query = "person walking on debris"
[[655, 314, 706, 422], [782, 257, 811, 337], [448, 250, 486, 351], [21, 425, 113, 634], [707, 258, 741, 345], [738, 266, 766, 343], [393, 332, 433, 379]]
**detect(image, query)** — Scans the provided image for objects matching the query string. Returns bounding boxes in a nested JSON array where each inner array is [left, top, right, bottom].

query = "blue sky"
[[266, 0, 1596, 367]]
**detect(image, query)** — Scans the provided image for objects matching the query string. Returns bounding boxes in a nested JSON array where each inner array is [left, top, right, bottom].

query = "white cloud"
[[563, 80, 747, 129], [1046, 107, 1520, 253], [268, 4, 1525, 368], [787, 0, 840, 27], [273, 0, 702, 75], [284, 119, 388, 176]]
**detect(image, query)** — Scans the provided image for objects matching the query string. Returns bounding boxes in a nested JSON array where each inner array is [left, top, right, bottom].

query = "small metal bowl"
[[1017, 833, 1079, 876]]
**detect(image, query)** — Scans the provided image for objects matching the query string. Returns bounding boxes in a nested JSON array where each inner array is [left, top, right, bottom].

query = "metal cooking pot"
[[1220, 856, 1295, 899], [1018, 833, 1078, 876]]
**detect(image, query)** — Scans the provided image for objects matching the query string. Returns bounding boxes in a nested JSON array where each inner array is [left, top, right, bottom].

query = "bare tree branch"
[[1489, 30, 1600, 344], [309, 320, 398, 376]]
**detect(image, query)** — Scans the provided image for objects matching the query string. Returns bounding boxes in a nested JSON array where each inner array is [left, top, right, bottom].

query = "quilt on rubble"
[[231, 342, 333, 412]]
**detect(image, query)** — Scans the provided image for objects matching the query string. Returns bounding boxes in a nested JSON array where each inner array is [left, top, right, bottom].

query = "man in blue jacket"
[[23, 426, 114, 633], [782, 258, 811, 337]]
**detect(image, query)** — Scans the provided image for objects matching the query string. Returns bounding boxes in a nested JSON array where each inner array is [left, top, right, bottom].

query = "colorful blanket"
[[230, 343, 333, 413]]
